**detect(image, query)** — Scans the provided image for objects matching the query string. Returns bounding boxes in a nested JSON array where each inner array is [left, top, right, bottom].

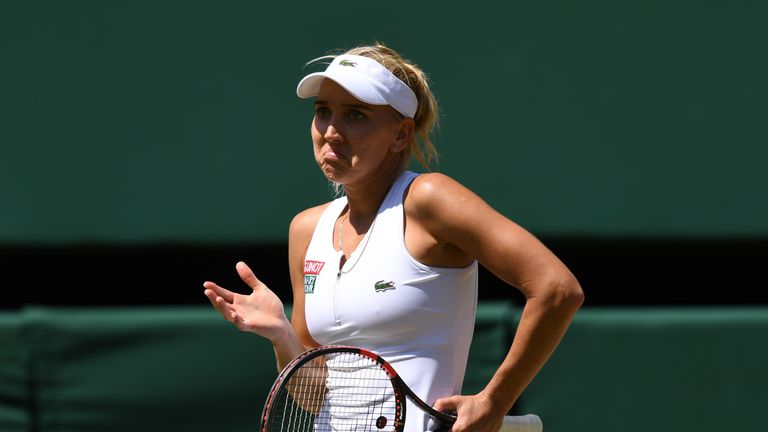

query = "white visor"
[[296, 54, 418, 118]]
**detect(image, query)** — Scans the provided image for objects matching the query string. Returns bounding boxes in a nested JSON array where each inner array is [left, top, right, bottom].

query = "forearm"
[[271, 320, 311, 372], [480, 280, 583, 413]]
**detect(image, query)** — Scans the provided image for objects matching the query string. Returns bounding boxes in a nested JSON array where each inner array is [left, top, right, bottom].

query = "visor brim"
[[296, 72, 389, 106]]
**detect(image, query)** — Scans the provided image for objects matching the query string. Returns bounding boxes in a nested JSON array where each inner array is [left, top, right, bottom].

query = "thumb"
[[236, 261, 263, 290], [433, 395, 460, 415]]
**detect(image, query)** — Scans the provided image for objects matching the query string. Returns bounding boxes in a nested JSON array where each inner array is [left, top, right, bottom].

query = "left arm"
[[406, 173, 584, 432]]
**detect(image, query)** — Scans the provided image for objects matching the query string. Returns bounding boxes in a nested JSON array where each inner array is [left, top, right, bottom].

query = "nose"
[[323, 123, 342, 142]]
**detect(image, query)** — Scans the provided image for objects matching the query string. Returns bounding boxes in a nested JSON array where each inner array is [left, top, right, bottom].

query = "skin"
[[204, 78, 584, 432]]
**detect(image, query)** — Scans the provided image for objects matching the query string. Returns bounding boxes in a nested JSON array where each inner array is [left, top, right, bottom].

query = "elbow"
[[560, 275, 585, 311], [539, 273, 584, 312]]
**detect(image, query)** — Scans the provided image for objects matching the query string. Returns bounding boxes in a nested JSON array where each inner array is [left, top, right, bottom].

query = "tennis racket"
[[260, 345, 543, 432]]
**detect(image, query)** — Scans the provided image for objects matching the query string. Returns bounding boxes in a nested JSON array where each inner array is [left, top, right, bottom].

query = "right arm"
[[202, 204, 327, 371]]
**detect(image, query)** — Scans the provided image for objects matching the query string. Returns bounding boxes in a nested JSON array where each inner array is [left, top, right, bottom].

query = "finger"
[[202, 287, 236, 317], [205, 294, 236, 322], [230, 311, 240, 325], [433, 396, 459, 414], [231, 311, 252, 330], [203, 281, 236, 303], [216, 296, 238, 318], [203, 288, 221, 309], [236, 261, 264, 291]]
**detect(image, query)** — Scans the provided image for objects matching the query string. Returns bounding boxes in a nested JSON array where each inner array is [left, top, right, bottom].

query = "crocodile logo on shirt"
[[374, 280, 396, 292]]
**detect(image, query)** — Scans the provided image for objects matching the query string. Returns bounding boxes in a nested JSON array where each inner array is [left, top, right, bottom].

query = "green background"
[[2, 0, 766, 244], [2, 3, 766, 431], [2, 305, 766, 431]]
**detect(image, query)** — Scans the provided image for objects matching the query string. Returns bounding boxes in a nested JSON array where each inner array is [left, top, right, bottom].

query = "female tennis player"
[[203, 43, 583, 432]]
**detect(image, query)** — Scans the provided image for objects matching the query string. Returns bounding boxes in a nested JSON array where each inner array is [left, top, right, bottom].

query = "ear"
[[392, 118, 416, 153]]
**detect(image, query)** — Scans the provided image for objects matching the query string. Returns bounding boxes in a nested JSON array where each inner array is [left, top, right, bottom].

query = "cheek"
[[311, 121, 326, 150], [310, 118, 321, 141], [311, 127, 322, 146], [366, 129, 397, 154], [312, 138, 324, 164]]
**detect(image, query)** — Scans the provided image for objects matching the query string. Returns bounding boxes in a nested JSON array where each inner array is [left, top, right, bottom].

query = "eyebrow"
[[315, 99, 374, 111]]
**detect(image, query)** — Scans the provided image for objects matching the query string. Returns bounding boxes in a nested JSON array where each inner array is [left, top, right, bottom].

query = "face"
[[311, 79, 414, 187]]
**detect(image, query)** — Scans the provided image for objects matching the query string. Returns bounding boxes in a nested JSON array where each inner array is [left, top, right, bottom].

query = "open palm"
[[203, 261, 288, 341]]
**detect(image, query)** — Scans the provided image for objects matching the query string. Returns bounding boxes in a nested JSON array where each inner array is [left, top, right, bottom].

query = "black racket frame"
[[260, 345, 457, 432]]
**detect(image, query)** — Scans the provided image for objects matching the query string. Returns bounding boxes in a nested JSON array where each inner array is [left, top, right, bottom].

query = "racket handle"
[[500, 414, 543, 432], [432, 413, 542, 432]]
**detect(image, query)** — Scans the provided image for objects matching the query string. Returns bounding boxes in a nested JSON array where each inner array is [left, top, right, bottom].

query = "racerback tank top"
[[302, 170, 479, 432]]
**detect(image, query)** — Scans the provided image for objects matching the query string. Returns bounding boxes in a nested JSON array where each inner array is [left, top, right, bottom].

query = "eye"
[[315, 106, 331, 119], [347, 110, 366, 121]]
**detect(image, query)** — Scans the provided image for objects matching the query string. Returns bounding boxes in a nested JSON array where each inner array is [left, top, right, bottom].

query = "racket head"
[[260, 345, 406, 432]]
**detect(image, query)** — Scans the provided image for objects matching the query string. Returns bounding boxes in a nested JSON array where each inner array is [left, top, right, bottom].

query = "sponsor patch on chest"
[[303, 260, 325, 294]]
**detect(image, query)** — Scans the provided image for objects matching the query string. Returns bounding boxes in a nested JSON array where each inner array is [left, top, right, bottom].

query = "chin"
[[319, 161, 346, 181], [322, 166, 342, 183]]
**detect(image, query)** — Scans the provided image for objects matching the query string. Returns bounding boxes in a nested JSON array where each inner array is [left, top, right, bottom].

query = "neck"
[[342, 162, 403, 228]]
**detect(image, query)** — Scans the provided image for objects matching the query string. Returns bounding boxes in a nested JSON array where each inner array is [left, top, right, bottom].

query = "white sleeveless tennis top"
[[303, 171, 479, 432]]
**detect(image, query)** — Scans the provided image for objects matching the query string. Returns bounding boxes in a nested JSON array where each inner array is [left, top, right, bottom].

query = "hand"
[[433, 393, 505, 432], [203, 261, 290, 342]]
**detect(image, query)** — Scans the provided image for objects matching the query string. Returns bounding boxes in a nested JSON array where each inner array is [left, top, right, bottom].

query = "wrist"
[[477, 386, 517, 417], [269, 316, 294, 347]]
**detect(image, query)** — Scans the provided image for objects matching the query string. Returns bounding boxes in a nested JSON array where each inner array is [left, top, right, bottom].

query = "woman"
[[204, 43, 583, 432]]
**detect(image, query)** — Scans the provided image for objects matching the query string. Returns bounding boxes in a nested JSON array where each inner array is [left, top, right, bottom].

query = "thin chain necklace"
[[337, 212, 348, 251], [337, 210, 376, 274]]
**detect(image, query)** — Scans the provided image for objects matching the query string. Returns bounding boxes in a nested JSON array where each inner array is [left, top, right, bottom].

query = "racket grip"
[[500, 414, 543, 432]]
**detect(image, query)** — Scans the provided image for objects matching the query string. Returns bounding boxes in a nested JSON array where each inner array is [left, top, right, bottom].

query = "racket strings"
[[265, 352, 399, 431]]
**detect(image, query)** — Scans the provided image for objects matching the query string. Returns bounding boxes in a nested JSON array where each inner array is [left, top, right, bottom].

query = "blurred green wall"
[[3, 305, 766, 431], [2, 1, 766, 243]]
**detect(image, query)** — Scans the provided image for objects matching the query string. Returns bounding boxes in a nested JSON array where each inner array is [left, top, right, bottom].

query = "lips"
[[325, 145, 346, 161]]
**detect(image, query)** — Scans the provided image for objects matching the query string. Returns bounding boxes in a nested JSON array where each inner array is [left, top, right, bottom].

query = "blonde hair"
[[313, 43, 440, 172]]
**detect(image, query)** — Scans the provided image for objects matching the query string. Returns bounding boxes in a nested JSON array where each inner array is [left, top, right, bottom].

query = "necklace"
[[337, 210, 376, 275], [337, 212, 348, 251]]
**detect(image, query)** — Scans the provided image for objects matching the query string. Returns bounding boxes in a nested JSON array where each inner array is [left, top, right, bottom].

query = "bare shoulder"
[[289, 202, 332, 242], [404, 172, 493, 266], [288, 202, 331, 285], [410, 171, 464, 193], [406, 171, 507, 245], [407, 172, 481, 216]]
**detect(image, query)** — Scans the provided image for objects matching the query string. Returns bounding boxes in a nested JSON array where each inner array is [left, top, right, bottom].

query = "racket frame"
[[260, 345, 457, 432]]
